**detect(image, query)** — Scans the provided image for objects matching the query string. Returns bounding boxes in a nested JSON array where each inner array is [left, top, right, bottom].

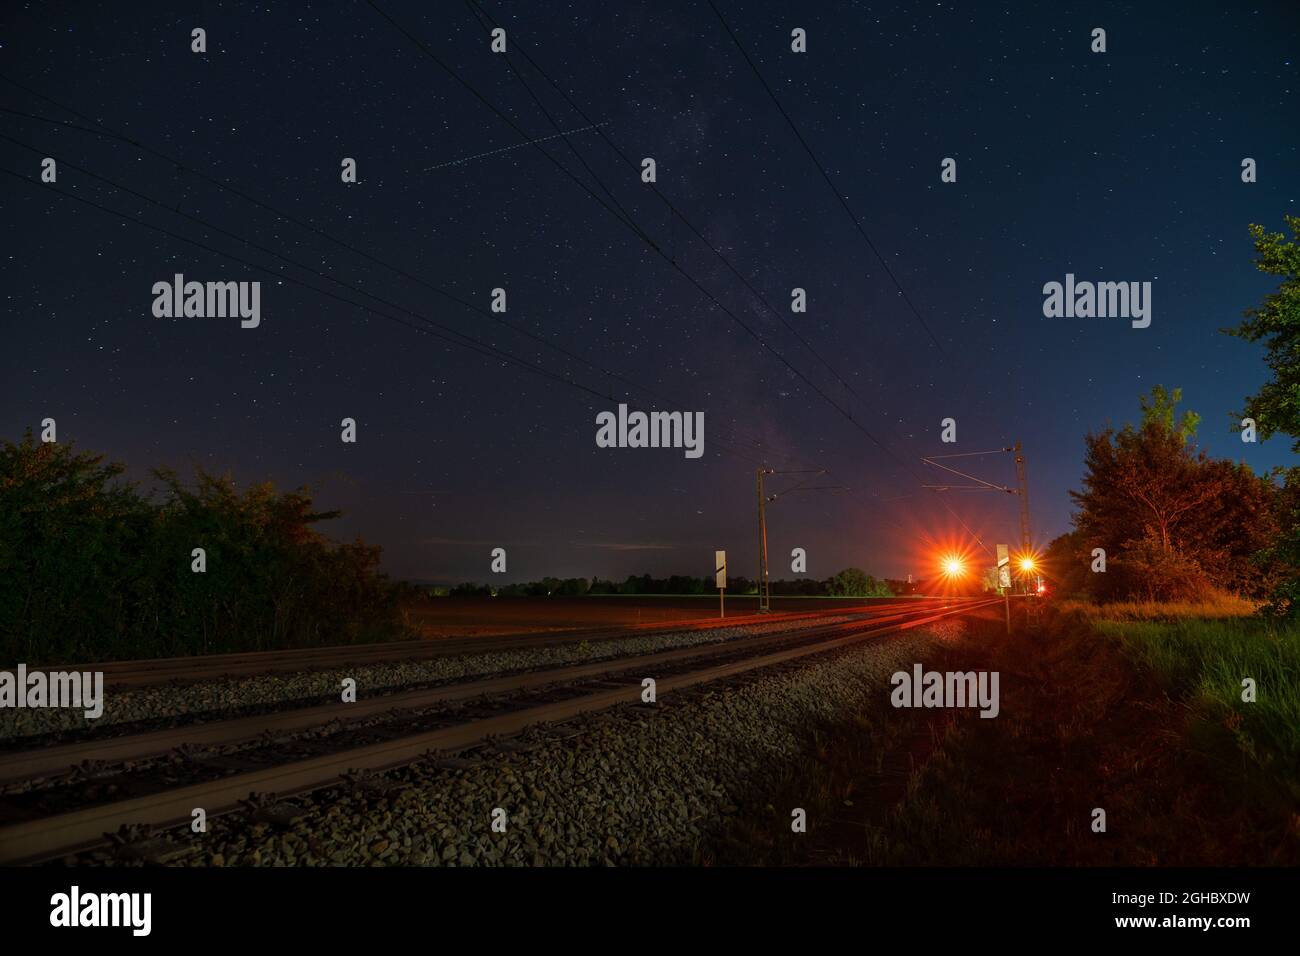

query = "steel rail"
[[27, 599, 966, 688], [0, 599, 998, 865], [0, 604, 953, 785]]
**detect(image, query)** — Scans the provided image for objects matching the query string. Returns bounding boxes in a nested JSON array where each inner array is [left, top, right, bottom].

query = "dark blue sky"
[[2, 1, 1296, 583]]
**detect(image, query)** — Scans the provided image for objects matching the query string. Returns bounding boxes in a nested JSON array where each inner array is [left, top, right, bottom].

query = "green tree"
[[1139, 385, 1201, 443], [824, 567, 890, 597], [1070, 388, 1279, 601], [1224, 216, 1300, 616], [0, 433, 403, 661], [0, 431, 151, 660], [1224, 216, 1300, 448], [1042, 531, 1090, 598]]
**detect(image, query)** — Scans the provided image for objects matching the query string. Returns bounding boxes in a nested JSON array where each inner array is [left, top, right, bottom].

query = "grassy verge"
[[1057, 593, 1260, 620], [705, 605, 1300, 865], [1091, 613, 1300, 805]]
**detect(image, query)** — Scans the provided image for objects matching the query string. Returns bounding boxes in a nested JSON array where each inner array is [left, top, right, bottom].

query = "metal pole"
[[720, 586, 725, 619], [1013, 441, 1031, 557], [1005, 590, 1011, 635], [756, 467, 771, 613]]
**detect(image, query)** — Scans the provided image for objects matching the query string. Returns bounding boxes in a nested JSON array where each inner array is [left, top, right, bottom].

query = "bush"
[[821, 568, 893, 597], [1103, 536, 1214, 603], [0, 432, 406, 663]]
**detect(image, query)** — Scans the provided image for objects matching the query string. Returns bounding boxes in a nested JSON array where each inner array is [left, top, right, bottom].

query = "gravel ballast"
[[1, 616, 854, 741], [67, 618, 961, 867]]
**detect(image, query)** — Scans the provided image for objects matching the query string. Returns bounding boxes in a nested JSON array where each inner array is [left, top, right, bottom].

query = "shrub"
[[1104, 536, 1214, 603], [0, 432, 405, 663]]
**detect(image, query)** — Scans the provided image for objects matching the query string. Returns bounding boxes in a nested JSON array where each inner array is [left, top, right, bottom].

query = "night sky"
[[2, 1, 1297, 584]]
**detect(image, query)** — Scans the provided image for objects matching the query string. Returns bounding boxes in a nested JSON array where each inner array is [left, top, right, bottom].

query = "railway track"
[[42, 598, 953, 688], [0, 603, 948, 785], [0, 598, 996, 865]]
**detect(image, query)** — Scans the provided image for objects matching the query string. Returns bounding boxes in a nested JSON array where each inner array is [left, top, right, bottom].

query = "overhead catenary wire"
[[371, 1, 1001, 557], [707, 0, 998, 561], [0, 99, 645, 406], [459, 1, 996, 559], [0, 32, 990, 557], [0, 167, 616, 400], [365, 0, 924, 489], [1, 164, 791, 473], [0, 84, 690, 431], [463, 0, 904, 428], [3, 45, 906, 500], [705, 0, 946, 355], [0, 91, 809, 470]]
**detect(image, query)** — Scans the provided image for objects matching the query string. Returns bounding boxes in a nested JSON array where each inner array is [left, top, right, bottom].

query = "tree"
[[824, 568, 890, 597], [1223, 216, 1300, 616], [1073, 408, 1217, 555], [1224, 216, 1300, 450], [1043, 531, 1090, 598], [1069, 387, 1278, 601], [1139, 385, 1201, 443], [0, 431, 151, 660], [825, 568, 867, 596], [1257, 478, 1300, 616], [0, 432, 402, 661]]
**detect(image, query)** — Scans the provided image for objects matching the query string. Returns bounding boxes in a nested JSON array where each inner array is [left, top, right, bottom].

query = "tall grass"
[[701, 609, 1299, 864], [1057, 591, 1259, 621], [1093, 614, 1300, 801]]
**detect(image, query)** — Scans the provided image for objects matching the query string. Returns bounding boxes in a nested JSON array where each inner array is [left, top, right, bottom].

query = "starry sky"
[[2, 0, 1297, 584]]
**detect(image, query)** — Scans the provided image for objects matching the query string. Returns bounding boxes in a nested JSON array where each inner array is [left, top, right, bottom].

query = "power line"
[[2, 48, 890, 493], [698, 3, 1003, 555], [465, 0, 911, 439], [4, 163, 795, 473], [705, 0, 946, 355], [0, 166, 621, 401], [461, 1, 991, 561], [0, 98, 635, 396], [365, 0, 921, 488], [366, 1, 659, 245], [1, 47, 985, 558], [0, 90, 805, 469], [0, 85, 665, 408], [383, 2, 995, 561], [0, 132, 567, 377]]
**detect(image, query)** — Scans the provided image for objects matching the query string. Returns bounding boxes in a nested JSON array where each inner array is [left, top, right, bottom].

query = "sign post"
[[715, 550, 727, 619], [996, 544, 1011, 634]]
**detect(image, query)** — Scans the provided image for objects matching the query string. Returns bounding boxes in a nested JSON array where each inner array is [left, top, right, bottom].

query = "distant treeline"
[[442, 567, 912, 598], [0, 432, 405, 663]]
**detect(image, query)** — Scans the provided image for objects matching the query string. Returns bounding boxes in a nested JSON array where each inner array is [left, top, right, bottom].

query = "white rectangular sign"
[[715, 550, 727, 589]]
